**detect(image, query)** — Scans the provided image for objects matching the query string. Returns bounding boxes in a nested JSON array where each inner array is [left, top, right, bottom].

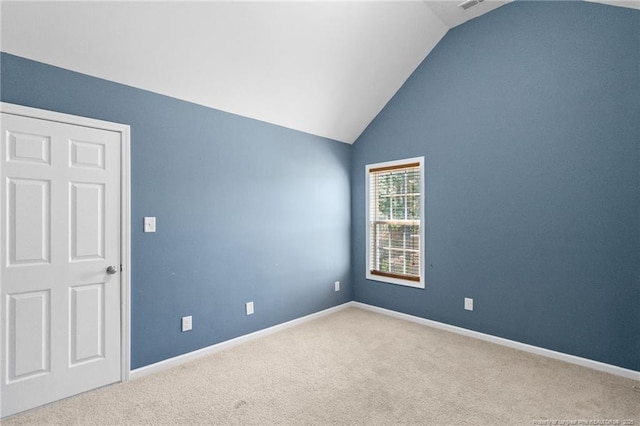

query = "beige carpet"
[[4, 307, 639, 425]]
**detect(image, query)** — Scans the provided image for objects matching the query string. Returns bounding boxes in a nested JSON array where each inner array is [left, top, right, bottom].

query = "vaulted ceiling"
[[1, 1, 637, 143]]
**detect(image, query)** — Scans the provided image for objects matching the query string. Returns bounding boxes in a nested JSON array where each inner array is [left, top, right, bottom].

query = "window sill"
[[366, 271, 424, 289]]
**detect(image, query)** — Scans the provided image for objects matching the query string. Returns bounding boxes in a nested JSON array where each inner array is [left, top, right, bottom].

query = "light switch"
[[144, 217, 156, 233]]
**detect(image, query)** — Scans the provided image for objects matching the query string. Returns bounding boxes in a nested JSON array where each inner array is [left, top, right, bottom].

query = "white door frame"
[[0, 102, 131, 414]]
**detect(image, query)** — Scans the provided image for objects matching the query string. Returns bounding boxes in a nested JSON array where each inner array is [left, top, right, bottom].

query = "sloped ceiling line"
[[1, 1, 635, 143]]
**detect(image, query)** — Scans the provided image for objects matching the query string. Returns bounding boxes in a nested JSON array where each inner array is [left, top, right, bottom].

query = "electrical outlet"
[[181, 315, 192, 332], [144, 217, 156, 233], [334, 281, 340, 292], [246, 301, 254, 316], [464, 297, 473, 311]]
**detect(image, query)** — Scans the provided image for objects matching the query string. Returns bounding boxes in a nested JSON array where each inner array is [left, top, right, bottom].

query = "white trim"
[[352, 302, 640, 381], [365, 156, 425, 289], [0, 102, 132, 384], [120, 121, 132, 382], [130, 302, 354, 380], [132, 300, 638, 383]]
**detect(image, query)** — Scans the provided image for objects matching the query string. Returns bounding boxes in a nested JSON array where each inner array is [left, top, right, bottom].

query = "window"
[[366, 157, 424, 288]]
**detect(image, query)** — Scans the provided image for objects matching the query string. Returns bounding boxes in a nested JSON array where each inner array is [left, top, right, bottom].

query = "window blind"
[[369, 162, 421, 282]]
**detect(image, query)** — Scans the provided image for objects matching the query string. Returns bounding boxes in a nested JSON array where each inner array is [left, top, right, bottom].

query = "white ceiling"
[[1, 1, 637, 144]]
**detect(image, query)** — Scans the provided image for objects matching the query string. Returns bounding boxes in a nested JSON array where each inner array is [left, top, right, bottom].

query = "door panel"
[[70, 182, 105, 260], [8, 178, 51, 265], [70, 283, 105, 364], [1, 112, 122, 417], [70, 139, 105, 170], [7, 131, 51, 165], [8, 290, 50, 382]]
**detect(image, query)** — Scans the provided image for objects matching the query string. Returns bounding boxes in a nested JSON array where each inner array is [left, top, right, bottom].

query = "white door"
[[0, 111, 122, 417]]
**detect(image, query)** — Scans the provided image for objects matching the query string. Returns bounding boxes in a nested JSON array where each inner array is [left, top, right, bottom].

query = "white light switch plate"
[[144, 217, 156, 233], [246, 301, 254, 316]]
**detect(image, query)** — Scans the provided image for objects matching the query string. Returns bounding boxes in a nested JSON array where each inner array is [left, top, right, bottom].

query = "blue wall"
[[2, 0, 638, 373], [0, 53, 351, 369], [352, 1, 640, 371]]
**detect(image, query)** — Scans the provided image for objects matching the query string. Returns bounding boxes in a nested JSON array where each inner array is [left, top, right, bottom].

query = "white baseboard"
[[352, 302, 640, 381], [131, 300, 639, 383], [129, 302, 353, 380]]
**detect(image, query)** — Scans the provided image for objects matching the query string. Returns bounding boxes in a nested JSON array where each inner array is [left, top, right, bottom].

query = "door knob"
[[106, 265, 118, 275]]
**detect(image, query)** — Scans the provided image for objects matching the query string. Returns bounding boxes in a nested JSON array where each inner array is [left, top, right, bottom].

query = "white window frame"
[[366, 157, 425, 289]]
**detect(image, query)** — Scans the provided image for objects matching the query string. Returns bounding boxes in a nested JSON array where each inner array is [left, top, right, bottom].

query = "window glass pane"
[[408, 225, 419, 250], [407, 195, 419, 220], [390, 255, 406, 275], [367, 159, 422, 285], [371, 223, 420, 279], [389, 225, 405, 249], [391, 197, 405, 220], [377, 196, 390, 220], [406, 252, 420, 276], [378, 247, 390, 272]]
